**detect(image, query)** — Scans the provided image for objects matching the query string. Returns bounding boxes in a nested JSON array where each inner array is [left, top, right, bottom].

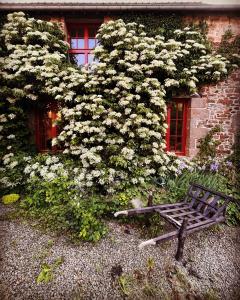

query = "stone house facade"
[[1, 0, 240, 157]]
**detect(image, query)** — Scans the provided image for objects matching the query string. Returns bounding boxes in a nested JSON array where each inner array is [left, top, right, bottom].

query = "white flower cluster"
[[24, 155, 69, 182]]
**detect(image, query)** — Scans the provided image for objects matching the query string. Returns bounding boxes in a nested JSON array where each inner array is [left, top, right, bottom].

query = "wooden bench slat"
[[169, 210, 196, 218], [155, 204, 189, 214]]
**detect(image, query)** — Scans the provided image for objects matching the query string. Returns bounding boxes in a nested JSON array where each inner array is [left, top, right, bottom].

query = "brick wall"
[[186, 15, 240, 157]]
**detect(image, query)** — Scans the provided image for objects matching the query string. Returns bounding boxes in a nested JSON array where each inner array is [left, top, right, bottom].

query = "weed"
[[36, 256, 64, 284], [36, 263, 53, 284], [203, 288, 220, 300], [118, 274, 131, 296], [142, 283, 157, 297], [146, 257, 155, 277]]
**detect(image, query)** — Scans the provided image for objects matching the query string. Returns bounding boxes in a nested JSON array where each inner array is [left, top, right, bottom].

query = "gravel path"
[[0, 203, 240, 300]]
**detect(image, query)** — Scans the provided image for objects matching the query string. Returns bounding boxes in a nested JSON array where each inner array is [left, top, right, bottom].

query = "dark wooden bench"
[[114, 183, 238, 260]]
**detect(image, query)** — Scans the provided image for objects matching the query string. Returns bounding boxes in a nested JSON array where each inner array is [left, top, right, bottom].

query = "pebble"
[[0, 204, 240, 299]]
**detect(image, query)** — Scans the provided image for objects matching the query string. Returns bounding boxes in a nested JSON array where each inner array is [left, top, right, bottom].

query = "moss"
[[2, 193, 20, 204]]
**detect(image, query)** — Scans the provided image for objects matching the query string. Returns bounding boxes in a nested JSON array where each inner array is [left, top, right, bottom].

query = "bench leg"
[[175, 217, 188, 261], [139, 230, 179, 249]]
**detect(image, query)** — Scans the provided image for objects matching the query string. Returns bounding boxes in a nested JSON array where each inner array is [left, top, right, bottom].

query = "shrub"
[[21, 176, 109, 242]]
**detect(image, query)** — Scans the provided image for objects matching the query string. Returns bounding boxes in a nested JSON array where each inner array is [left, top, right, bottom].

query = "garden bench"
[[114, 183, 238, 260]]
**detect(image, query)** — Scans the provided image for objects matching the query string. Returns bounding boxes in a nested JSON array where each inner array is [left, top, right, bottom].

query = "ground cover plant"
[[0, 12, 239, 241]]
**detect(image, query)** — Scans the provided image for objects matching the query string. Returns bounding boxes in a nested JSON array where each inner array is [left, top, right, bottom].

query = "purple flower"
[[210, 162, 219, 172], [226, 160, 233, 167], [179, 162, 187, 170]]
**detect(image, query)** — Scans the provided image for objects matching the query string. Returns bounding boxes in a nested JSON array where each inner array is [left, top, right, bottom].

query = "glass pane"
[[70, 28, 77, 37], [77, 39, 84, 49], [170, 137, 175, 150], [89, 27, 96, 38], [78, 27, 84, 38], [88, 38, 96, 49], [170, 120, 176, 136], [177, 120, 183, 135], [176, 136, 182, 151], [88, 53, 94, 64], [171, 103, 177, 119], [177, 102, 183, 119], [70, 38, 78, 49], [70, 54, 85, 66]]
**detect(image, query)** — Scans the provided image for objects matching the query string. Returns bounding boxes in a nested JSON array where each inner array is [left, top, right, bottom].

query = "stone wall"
[[186, 15, 240, 157], [188, 70, 240, 156]]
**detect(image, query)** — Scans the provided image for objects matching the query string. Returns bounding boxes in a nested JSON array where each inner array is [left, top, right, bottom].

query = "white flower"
[[9, 161, 18, 168], [7, 134, 15, 139]]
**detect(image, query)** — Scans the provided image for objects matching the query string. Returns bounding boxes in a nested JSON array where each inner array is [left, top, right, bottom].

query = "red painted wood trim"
[[166, 104, 171, 152]]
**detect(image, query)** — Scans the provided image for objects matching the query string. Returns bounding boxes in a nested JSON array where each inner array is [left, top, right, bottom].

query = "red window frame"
[[166, 99, 189, 156], [67, 22, 101, 65], [34, 101, 60, 152]]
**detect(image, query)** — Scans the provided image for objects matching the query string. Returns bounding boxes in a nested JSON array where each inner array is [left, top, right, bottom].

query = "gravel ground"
[[0, 203, 240, 300]]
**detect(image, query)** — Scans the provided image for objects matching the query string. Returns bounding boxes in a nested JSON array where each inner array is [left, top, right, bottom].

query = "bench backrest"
[[184, 183, 234, 219]]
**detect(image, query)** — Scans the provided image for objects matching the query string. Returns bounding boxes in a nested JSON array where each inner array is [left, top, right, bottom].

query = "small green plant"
[[36, 256, 64, 284], [146, 257, 155, 276], [2, 193, 20, 204], [196, 126, 221, 162], [142, 283, 157, 297], [118, 274, 131, 296], [37, 263, 53, 284]]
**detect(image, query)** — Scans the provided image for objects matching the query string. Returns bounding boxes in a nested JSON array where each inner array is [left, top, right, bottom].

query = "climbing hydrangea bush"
[[56, 19, 233, 192], [0, 13, 237, 194]]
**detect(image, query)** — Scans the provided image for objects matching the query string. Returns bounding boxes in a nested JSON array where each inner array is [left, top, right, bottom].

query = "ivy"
[[218, 29, 240, 67]]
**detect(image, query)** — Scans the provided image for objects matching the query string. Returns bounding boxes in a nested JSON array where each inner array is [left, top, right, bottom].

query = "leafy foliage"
[[218, 29, 240, 67], [21, 175, 109, 242], [36, 257, 64, 284], [196, 125, 221, 162]]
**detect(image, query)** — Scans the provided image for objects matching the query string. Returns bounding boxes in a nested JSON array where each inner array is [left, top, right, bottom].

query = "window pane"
[[170, 120, 176, 136], [176, 137, 183, 151], [70, 38, 78, 49], [177, 120, 183, 136], [78, 27, 84, 38], [89, 27, 96, 38], [70, 28, 77, 37], [88, 38, 96, 49], [171, 103, 177, 119], [70, 54, 85, 66], [177, 103, 183, 119], [77, 39, 84, 49], [170, 136, 175, 150]]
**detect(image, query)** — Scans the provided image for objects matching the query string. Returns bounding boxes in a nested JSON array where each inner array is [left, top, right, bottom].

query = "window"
[[166, 99, 189, 156], [34, 102, 60, 152], [68, 23, 100, 66]]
